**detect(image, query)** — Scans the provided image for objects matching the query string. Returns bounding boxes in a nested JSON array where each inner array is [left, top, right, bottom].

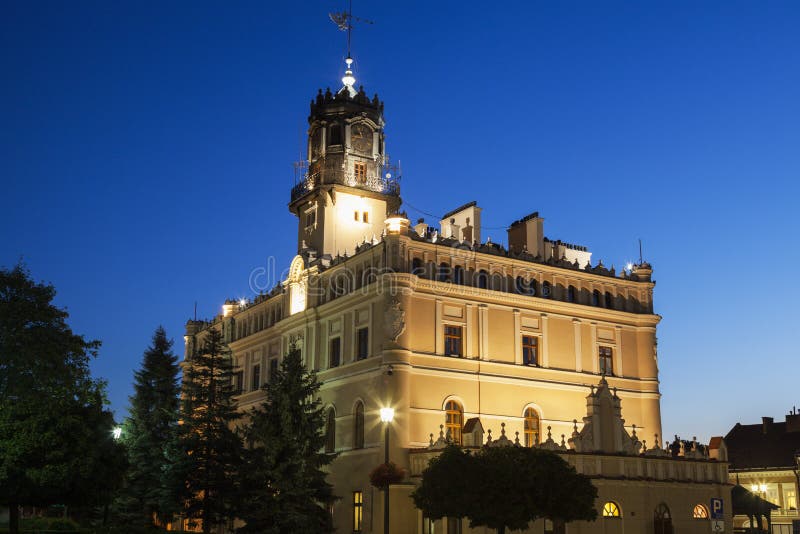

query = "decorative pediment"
[[568, 377, 641, 455]]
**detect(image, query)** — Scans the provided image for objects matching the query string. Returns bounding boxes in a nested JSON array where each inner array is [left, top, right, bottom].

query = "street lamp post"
[[379, 407, 395, 534]]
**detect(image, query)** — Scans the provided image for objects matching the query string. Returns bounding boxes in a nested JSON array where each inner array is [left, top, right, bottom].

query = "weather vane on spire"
[[329, 0, 373, 88]]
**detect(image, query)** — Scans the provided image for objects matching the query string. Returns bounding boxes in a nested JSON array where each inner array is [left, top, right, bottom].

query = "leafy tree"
[[410, 445, 474, 522], [171, 327, 243, 533], [115, 326, 181, 527], [0, 264, 126, 534], [238, 347, 337, 534], [412, 445, 597, 534]]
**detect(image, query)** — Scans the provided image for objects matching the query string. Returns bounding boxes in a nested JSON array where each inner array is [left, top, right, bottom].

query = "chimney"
[[786, 407, 800, 433], [762, 416, 774, 434], [507, 212, 544, 256]]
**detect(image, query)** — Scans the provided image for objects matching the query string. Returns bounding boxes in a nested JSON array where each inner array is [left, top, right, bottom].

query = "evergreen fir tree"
[[115, 326, 180, 528], [238, 347, 337, 534], [172, 327, 243, 534]]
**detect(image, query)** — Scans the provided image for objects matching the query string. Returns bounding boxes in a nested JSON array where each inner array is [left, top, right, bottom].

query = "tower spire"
[[329, 1, 372, 89]]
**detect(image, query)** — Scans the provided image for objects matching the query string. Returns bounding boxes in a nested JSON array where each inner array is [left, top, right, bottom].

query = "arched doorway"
[[653, 502, 673, 534]]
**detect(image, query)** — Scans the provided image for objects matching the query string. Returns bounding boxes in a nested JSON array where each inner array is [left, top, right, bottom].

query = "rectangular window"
[[353, 491, 363, 532], [269, 358, 278, 381], [356, 327, 369, 360], [444, 325, 463, 357], [305, 210, 316, 228], [362, 211, 369, 223], [447, 517, 462, 534], [782, 483, 796, 510], [251, 364, 261, 391], [354, 211, 359, 221], [329, 337, 341, 368], [599, 346, 613, 376], [522, 335, 538, 366], [234, 370, 244, 394], [354, 161, 367, 183]]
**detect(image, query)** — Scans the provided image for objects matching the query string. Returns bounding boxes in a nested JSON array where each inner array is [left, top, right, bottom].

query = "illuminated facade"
[[183, 58, 732, 533]]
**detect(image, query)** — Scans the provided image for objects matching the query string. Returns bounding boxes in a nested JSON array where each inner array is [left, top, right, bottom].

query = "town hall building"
[[183, 52, 732, 533]]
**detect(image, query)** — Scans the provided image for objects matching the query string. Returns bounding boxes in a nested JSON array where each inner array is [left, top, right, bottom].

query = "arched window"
[[692, 504, 709, 519], [602, 502, 621, 517], [605, 291, 614, 309], [654, 502, 672, 534], [445, 400, 463, 445], [476, 270, 489, 289], [542, 281, 552, 298], [454, 266, 464, 285], [328, 124, 342, 145], [592, 290, 600, 306], [523, 407, 540, 447], [325, 408, 336, 453], [353, 402, 364, 449], [567, 285, 576, 303], [437, 262, 450, 282], [412, 258, 424, 276]]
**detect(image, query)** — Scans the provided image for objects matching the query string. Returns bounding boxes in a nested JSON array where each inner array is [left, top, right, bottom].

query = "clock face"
[[350, 123, 373, 153]]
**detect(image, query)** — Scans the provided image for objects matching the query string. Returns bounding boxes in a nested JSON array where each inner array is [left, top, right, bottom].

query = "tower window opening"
[[329, 124, 342, 145], [354, 162, 367, 184], [362, 211, 369, 223]]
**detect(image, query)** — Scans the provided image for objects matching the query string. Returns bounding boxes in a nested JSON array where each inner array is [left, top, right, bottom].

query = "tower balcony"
[[291, 156, 401, 201]]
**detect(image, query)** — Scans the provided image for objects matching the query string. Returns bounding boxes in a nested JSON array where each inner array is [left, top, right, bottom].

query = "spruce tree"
[[115, 326, 180, 528], [172, 327, 243, 533], [238, 347, 337, 533]]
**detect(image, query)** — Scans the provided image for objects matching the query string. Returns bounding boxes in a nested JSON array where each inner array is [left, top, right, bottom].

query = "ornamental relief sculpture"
[[383, 294, 405, 343]]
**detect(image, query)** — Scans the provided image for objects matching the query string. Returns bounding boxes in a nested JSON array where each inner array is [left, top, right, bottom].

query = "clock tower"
[[289, 59, 401, 260]]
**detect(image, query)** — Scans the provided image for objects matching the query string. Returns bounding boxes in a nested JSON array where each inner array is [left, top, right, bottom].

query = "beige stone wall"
[[187, 221, 664, 533]]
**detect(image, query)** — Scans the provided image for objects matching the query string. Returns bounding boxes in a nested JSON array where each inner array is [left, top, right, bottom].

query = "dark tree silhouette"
[[0, 264, 126, 534], [115, 326, 181, 527], [412, 444, 597, 534], [238, 347, 337, 533], [171, 328, 243, 533]]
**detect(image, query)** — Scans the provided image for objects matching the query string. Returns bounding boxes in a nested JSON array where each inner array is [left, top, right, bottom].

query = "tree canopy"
[[238, 347, 337, 534], [0, 264, 126, 534], [411, 444, 598, 534]]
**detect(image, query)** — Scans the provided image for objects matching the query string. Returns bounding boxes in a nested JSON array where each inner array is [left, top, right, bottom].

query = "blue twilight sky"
[[2, 1, 799, 442]]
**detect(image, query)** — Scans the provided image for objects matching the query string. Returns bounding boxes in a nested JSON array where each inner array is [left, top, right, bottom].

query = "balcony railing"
[[291, 158, 401, 201]]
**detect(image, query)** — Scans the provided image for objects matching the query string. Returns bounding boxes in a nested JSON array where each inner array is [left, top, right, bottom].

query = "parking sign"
[[711, 498, 724, 520]]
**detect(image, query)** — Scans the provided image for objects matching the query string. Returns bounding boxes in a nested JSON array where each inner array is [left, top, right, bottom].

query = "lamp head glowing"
[[239, 298, 247, 308], [759, 483, 767, 492], [379, 407, 395, 423], [112, 426, 122, 440], [626, 262, 634, 271]]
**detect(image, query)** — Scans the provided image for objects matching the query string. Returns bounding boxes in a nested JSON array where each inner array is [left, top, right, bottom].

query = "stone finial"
[[429, 433, 434, 447], [500, 422, 507, 437], [547, 426, 553, 440], [631, 424, 637, 438], [486, 429, 493, 444], [641, 439, 647, 452], [573, 419, 579, 435], [560, 434, 566, 448], [515, 431, 520, 446]]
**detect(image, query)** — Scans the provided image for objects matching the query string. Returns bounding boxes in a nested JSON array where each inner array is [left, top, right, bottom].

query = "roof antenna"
[[194, 301, 197, 322]]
